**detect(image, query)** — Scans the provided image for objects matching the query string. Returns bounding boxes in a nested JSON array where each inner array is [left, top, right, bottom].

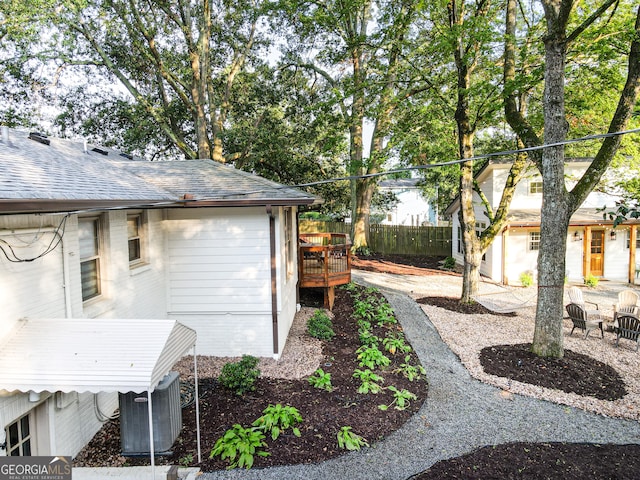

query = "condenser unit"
[[119, 371, 182, 455]]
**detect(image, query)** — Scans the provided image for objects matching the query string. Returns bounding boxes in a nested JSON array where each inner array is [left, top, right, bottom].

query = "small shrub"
[[218, 355, 260, 395], [336, 426, 369, 451], [252, 404, 302, 440], [519, 271, 534, 287], [443, 256, 456, 270], [308, 368, 333, 391], [584, 274, 599, 288], [209, 424, 269, 469], [307, 310, 335, 340]]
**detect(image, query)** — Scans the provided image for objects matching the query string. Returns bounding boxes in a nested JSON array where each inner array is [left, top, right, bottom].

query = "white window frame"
[[5, 413, 32, 456], [127, 212, 147, 268], [529, 231, 541, 251], [79, 217, 102, 302], [284, 208, 294, 280], [529, 180, 543, 194]]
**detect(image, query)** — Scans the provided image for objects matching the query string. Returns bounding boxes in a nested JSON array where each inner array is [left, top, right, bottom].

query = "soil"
[[73, 253, 640, 478]]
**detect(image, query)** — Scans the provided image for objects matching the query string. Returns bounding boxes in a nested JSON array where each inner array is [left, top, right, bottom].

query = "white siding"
[[503, 230, 540, 285], [165, 208, 274, 356]]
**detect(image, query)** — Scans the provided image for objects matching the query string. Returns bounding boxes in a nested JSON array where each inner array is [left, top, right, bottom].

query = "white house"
[[377, 178, 437, 226], [0, 128, 316, 459], [445, 158, 640, 286]]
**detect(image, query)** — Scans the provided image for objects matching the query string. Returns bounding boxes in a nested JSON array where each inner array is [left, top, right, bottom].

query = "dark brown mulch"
[[410, 442, 640, 480], [415, 295, 516, 316], [73, 284, 428, 471], [480, 343, 627, 401]]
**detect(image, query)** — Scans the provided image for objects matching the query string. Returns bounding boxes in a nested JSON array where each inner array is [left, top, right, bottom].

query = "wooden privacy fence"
[[299, 220, 452, 257]]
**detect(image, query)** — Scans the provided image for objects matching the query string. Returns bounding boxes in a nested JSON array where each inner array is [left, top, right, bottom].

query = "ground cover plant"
[[73, 281, 428, 470]]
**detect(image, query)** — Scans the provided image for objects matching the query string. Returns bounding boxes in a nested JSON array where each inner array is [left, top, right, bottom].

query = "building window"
[[5, 414, 31, 456], [79, 217, 101, 301], [457, 227, 463, 253], [626, 229, 640, 249], [529, 181, 543, 194], [529, 231, 541, 251], [127, 213, 145, 266], [284, 208, 294, 279]]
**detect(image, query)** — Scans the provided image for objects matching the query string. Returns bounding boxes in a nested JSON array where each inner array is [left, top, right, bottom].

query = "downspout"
[[266, 205, 279, 357]]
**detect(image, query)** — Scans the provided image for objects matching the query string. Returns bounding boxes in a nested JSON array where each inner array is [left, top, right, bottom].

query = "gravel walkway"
[[199, 272, 640, 480]]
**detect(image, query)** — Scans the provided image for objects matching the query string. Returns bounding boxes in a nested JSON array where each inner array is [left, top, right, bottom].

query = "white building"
[[446, 159, 640, 285], [377, 178, 437, 226], [0, 129, 316, 458]]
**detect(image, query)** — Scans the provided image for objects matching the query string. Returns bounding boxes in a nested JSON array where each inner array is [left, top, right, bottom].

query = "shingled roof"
[[0, 128, 317, 213]]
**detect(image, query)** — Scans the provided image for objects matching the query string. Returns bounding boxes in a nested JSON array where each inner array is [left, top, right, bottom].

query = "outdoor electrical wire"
[[0, 214, 69, 263]]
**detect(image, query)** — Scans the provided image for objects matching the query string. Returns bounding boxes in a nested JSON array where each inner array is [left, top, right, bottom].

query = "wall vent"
[[28, 132, 50, 145], [119, 371, 182, 455], [119, 152, 133, 160]]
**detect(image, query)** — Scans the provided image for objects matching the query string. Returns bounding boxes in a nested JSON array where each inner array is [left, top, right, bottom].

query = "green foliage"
[[179, 453, 193, 466], [336, 426, 369, 451], [443, 256, 456, 270], [209, 424, 269, 470], [519, 271, 534, 287], [358, 328, 380, 348], [378, 386, 417, 411], [396, 356, 427, 382], [353, 299, 375, 323], [584, 274, 599, 288], [356, 345, 391, 369], [375, 302, 397, 326], [353, 369, 384, 394], [307, 310, 335, 340], [308, 368, 333, 391], [382, 332, 412, 355], [218, 355, 260, 396], [252, 404, 302, 440]]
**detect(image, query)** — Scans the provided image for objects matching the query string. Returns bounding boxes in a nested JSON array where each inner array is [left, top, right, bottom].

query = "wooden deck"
[[299, 233, 352, 309]]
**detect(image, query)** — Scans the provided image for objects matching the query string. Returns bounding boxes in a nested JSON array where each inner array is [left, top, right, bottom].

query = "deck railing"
[[299, 233, 352, 289]]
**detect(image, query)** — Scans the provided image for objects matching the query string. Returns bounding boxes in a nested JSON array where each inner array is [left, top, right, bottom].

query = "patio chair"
[[565, 303, 604, 339], [614, 313, 640, 351], [567, 286, 600, 312], [613, 289, 639, 322]]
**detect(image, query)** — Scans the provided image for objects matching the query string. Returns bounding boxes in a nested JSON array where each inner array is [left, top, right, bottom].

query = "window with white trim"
[[79, 217, 101, 301], [626, 229, 640, 249], [127, 213, 146, 267], [5, 414, 32, 456], [529, 180, 543, 194], [284, 208, 294, 279], [457, 227, 463, 253], [529, 231, 541, 251]]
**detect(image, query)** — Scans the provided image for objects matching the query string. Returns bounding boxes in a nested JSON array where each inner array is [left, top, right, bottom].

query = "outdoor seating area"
[[565, 287, 640, 352]]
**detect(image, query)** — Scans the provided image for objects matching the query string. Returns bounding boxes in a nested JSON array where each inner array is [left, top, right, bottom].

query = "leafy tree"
[[505, 1, 640, 358]]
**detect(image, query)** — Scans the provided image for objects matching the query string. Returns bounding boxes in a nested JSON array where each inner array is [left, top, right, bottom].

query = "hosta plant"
[[253, 404, 302, 440], [353, 369, 384, 394], [378, 386, 417, 411], [308, 368, 333, 391], [209, 424, 269, 469], [356, 345, 391, 369], [336, 426, 369, 451]]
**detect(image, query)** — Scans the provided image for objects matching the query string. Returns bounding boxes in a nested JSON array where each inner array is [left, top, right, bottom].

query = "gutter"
[[266, 205, 279, 358]]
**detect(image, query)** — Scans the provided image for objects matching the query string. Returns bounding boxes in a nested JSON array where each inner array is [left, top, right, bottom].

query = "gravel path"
[[199, 272, 640, 480]]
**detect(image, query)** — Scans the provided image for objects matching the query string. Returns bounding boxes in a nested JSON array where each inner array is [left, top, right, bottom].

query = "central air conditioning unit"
[[119, 371, 182, 455]]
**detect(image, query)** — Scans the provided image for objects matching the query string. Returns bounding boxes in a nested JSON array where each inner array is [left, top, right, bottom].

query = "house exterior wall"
[[380, 187, 435, 226], [275, 207, 299, 357], [164, 207, 297, 358]]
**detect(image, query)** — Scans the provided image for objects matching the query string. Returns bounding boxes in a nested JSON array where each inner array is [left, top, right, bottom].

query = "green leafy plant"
[[443, 256, 456, 270], [359, 329, 380, 348], [307, 310, 335, 340], [379, 386, 417, 411], [375, 302, 397, 326], [353, 299, 375, 322], [356, 345, 391, 369], [519, 271, 534, 287], [336, 426, 369, 451], [252, 404, 302, 440], [308, 368, 333, 391], [179, 453, 193, 466], [218, 355, 260, 396], [209, 424, 269, 469], [396, 356, 427, 382], [584, 274, 599, 288], [382, 332, 412, 355], [353, 369, 384, 394]]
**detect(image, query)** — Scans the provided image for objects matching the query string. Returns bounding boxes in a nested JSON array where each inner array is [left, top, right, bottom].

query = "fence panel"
[[299, 220, 451, 257]]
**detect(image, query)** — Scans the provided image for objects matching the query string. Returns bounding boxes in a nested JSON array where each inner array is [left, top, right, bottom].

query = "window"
[[5, 414, 31, 456], [626, 229, 640, 249], [284, 208, 294, 279], [529, 180, 543, 194], [529, 231, 541, 251], [79, 218, 101, 301], [457, 227, 463, 253], [127, 213, 146, 266]]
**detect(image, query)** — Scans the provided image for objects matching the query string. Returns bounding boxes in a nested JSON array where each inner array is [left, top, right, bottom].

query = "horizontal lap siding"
[[166, 208, 272, 356]]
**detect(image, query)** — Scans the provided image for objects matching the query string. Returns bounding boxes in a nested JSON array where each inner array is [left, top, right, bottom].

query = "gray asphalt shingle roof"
[[0, 129, 316, 213]]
